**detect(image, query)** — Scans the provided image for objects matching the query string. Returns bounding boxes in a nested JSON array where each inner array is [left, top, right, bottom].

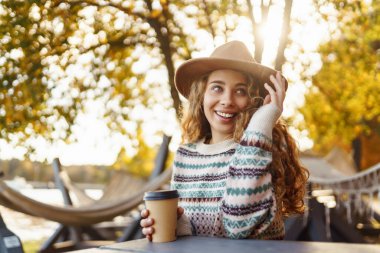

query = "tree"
[[299, 0, 380, 169], [0, 0, 295, 162], [0, 0, 191, 145], [245, 0, 293, 69]]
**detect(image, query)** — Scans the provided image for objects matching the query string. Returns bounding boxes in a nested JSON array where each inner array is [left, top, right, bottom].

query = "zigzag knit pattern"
[[171, 131, 285, 240]]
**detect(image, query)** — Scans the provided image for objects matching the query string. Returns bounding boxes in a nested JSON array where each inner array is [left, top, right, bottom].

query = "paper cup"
[[144, 190, 179, 243]]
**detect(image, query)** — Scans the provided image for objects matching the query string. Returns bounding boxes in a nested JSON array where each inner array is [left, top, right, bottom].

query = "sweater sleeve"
[[176, 213, 193, 236], [219, 104, 280, 239]]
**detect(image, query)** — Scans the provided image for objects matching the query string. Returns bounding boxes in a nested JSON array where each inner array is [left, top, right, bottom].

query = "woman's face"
[[203, 69, 250, 143]]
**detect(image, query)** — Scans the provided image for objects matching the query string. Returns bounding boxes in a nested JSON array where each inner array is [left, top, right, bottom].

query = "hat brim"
[[175, 57, 288, 98]]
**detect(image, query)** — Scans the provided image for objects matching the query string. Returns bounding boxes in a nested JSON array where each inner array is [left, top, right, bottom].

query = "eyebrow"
[[208, 80, 248, 87]]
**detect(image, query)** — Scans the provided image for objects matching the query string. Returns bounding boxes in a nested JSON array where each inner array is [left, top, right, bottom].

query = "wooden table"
[[72, 236, 380, 253]]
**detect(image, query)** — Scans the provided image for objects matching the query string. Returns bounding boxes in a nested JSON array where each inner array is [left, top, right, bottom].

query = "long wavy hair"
[[180, 72, 309, 216]]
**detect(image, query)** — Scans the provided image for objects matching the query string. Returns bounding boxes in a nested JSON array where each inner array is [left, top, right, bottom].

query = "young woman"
[[140, 41, 309, 240]]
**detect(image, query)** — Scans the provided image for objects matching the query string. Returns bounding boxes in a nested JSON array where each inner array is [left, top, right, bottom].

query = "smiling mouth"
[[215, 111, 236, 119]]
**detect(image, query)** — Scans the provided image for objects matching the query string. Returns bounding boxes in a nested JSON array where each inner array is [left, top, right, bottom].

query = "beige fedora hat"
[[175, 40, 287, 99]]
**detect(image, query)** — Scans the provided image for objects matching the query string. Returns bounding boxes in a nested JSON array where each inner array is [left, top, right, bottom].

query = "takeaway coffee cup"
[[143, 190, 179, 243]]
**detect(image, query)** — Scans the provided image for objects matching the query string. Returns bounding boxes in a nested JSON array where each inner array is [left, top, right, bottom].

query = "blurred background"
[[0, 0, 379, 252]]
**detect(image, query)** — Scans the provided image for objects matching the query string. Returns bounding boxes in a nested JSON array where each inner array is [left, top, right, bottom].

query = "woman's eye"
[[236, 88, 248, 96], [210, 85, 222, 92]]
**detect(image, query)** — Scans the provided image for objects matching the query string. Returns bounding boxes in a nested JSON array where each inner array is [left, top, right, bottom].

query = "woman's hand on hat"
[[263, 71, 286, 112], [140, 207, 185, 241], [246, 71, 285, 134]]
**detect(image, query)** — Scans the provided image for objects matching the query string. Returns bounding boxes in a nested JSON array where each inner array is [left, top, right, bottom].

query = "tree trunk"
[[156, 30, 181, 119], [146, 0, 181, 119], [351, 137, 361, 170], [202, 0, 216, 43], [275, 0, 293, 71], [359, 130, 380, 170]]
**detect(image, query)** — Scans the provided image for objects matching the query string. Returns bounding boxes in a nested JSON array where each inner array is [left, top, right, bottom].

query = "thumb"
[[263, 95, 271, 105], [177, 207, 184, 218]]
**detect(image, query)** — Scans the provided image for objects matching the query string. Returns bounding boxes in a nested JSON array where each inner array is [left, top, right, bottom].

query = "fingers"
[[277, 72, 287, 96], [141, 209, 149, 218], [266, 72, 286, 110], [142, 226, 154, 241], [140, 217, 154, 240], [142, 226, 154, 236], [270, 73, 284, 97], [177, 206, 184, 218], [278, 71, 287, 91], [140, 209, 154, 239], [269, 74, 285, 102], [264, 83, 278, 106], [140, 217, 154, 228], [140, 207, 185, 241], [263, 94, 270, 105]]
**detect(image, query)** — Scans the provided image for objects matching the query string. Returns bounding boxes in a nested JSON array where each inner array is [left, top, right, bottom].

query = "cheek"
[[237, 98, 250, 111], [202, 100, 212, 122], [203, 93, 214, 109]]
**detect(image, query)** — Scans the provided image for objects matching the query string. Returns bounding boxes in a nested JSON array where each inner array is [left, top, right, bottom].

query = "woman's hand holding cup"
[[140, 207, 184, 241]]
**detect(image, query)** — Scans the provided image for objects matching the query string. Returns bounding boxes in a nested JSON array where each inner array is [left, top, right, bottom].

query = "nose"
[[220, 91, 234, 107]]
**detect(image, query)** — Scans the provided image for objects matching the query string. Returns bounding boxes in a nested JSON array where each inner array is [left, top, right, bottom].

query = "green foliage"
[[112, 129, 156, 178], [0, 0, 293, 163], [0, 0, 184, 147], [299, 0, 380, 153], [111, 128, 174, 178]]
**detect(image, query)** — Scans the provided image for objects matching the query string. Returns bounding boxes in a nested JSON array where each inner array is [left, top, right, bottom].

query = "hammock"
[[302, 149, 380, 215], [58, 135, 172, 206], [0, 167, 172, 226], [296, 148, 380, 242], [14, 135, 172, 252], [308, 161, 380, 223], [58, 165, 149, 205]]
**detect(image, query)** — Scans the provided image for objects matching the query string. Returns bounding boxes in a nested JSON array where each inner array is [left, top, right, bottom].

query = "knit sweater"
[[171, 104, 285, 240]]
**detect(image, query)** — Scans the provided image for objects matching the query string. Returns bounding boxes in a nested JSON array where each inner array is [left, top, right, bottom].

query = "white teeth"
[[216, 111, 234, 118]]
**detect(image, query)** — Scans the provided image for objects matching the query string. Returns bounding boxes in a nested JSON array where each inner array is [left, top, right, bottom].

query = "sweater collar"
[[195, 138, 236, 155]]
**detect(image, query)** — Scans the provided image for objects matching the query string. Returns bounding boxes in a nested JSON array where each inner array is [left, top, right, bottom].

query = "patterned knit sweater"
[[171, 127, 285, 239]]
